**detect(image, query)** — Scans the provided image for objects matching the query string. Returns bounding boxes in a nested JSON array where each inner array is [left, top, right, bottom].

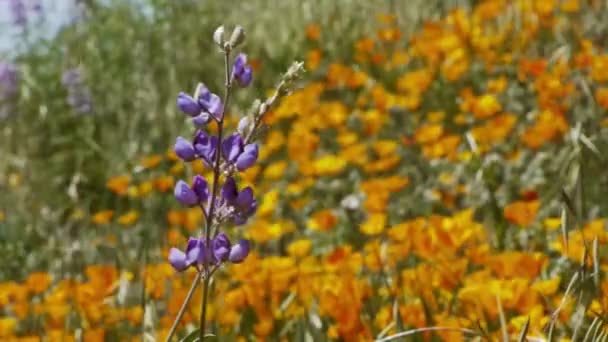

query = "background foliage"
[[2, 0, 608, 341]]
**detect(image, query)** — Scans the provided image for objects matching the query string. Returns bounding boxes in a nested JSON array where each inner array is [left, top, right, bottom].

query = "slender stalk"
[[200, 46, 232, 342], [199, 275, 211, 341], [164, 273, 201, 342]]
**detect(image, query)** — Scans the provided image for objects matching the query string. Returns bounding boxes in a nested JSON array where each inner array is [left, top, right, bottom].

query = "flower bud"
[[213, 25, 225, 47], [258, 102, 268, 116], [192, 112, 211, 127], [237, 115, 252, 136], [174, 180, 199, 207], [192, 175, 209, 203], [174, 137, 196, 161], [249, 99, 261, 116], [213, 233, 231, 262], [229, 26, 246, 48], [285, 61, 305, 81], [177, 92, 201, 117], [168, 248, 188, 271], [229, 239, 250, 263]]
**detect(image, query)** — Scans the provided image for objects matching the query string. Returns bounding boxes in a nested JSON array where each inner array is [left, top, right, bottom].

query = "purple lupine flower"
[[229, 239, 250, 263], [174, 180, 199, 207], [168, 237, 208, 271], [221, 177, 257, 225], [174, 137, 197, 161], [221, 133, 259, 171], [194, 130, 218, 167], [192, 112, 211, 127], [192, 175, 209, 204], [0, 62, 19, 101], [178, 83, 223, 123], [233, 186, 257, 225], [197, 84, 224, 119], [220, 176, 238, 203], [212, 233, 231, 263], [9, 0, 27, 26], [177, 92, 202, 117], [62, 68, 92, 114], [168, 248, 188, 271], [175, 176, 209, 207], [232, 53, 253, 87]]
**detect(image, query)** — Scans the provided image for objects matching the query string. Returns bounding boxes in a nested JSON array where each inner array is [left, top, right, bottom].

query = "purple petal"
[[192, 112, 211, 127], [200, 93, 224, 118], [192, 175, 209, 203], [222, 133, 244, 163], [174, 180, 199, 207], [237, 66, 253, 87], [185, 237, 200, 253], [229, 239, 250, 263], [235, 144, 258, 170], [184, 241, 200, 266], [232, 53, 247, 76], [209, 94, 224, 117], [195, 83, 210, 101], [168, 248, 189, 271], [174, 137, 196, 162], [233, 214, 247, 226], [177, 92, 202, 117], [194, 132, 218, 166], [221, 177, 238, 203], [236, 187, 254, 209], [212, 233, 231, 262]]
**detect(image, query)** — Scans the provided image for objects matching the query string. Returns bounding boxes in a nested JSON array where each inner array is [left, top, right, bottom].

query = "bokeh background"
[[2, 0, 608, 341]]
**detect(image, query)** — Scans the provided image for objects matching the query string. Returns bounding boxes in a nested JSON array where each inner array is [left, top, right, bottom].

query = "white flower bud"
[[229, 26, 246, 48], [213, 26, 225, 47], [249, 99, 261, 115], [258, 102, 268, 116], [238, 115, 252, 136]]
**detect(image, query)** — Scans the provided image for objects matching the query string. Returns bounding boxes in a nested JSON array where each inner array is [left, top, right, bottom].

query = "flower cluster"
[[169, 49, 257, 272], [168, 234, 250, 271]]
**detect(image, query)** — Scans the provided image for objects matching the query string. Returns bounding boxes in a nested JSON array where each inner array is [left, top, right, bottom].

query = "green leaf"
[[561, 207, 569, 255], [579, 134, 604, 163], [561, 189, 577, 219]]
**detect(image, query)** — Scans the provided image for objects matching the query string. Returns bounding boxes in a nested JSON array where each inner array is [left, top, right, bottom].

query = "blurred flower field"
[[2, 0, 608, 341]]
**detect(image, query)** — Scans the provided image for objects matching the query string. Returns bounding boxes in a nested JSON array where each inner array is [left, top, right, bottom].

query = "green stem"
[[164, 273, 201, 342], [200, 275, 211, 340], [200, 45, 232, 342]]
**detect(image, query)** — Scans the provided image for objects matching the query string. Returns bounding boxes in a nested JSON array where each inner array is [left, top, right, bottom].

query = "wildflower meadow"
[[2, 0, 608, 341]]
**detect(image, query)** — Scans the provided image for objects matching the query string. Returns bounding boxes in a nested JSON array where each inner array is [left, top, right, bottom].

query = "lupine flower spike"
[[166, 25, 303, 341]]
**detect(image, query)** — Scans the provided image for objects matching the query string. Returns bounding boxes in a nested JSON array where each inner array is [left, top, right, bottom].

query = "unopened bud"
[[249, 99, 262, 116], [229, 26, 246, 48], [285, 61, 305, 81], [213, 26, 225, 47], [238, 115, 252, 136], [258, 102, 268, 116]]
